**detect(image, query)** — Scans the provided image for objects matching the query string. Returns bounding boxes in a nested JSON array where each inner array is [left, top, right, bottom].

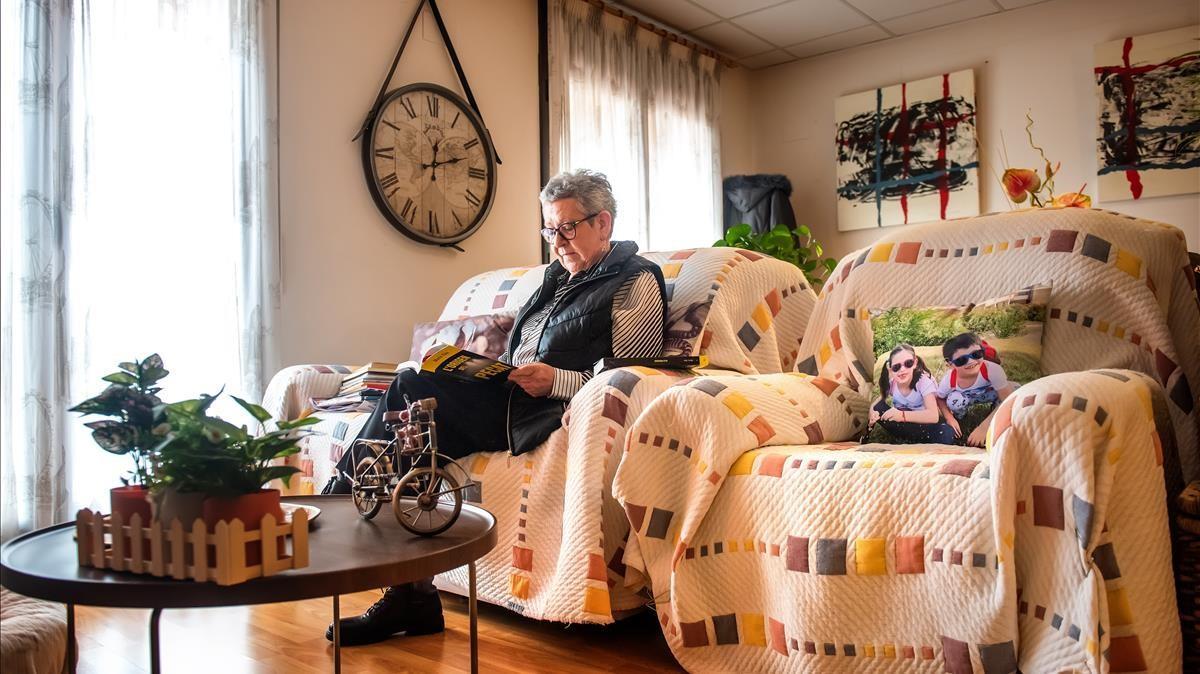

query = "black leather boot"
[[325, 580, 444, 646]]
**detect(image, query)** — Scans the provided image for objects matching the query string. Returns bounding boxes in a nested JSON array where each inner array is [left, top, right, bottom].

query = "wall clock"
[[354, 0, 500, 251], [362, 82, 496, 246]]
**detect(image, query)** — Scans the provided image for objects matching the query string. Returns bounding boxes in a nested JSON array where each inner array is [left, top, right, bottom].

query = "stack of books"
[[338, 361, 399, 397]]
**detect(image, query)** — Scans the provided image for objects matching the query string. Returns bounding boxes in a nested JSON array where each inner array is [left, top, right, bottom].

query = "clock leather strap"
[[353, 0, 502, 165]]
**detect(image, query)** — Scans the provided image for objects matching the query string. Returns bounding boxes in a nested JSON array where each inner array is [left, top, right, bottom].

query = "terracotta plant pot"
[[109, 485, 152, 561], [202, 489, 285, 566], [110, 485, 152, 521]]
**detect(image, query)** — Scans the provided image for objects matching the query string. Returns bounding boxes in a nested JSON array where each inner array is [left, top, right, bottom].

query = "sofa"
[[613, 208, 1197, 672], [261, 246, 817, 622]]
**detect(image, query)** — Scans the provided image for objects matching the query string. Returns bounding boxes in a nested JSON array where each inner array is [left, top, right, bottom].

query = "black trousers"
[[336, 368, 566, 480], [336, 369, 515, 479], [869, 399, 958, 444]]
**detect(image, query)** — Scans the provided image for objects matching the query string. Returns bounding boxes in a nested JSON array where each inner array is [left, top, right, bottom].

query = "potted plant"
[[714, 223, 839, 289], [69, 354, 171, 521], [154, 391, 317, 563]]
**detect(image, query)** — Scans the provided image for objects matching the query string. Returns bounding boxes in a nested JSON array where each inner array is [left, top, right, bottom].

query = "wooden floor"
[[74, 590, 682, 673]]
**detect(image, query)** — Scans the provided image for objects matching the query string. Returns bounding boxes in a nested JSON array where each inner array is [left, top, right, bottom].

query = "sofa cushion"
[[438, 247, 817, 374], [410, 314, 515, 362], [0, 587, 67, 674]]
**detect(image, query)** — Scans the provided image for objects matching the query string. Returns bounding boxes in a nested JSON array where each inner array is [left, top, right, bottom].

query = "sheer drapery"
[[0, 0, 279, 538], [546, 0, 721, 252], [0, 0, 76, 540]]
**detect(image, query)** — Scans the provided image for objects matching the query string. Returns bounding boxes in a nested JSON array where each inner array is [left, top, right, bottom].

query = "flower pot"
[[110, 485, 152, 560], [150, 488, 206, 526], [110, 485, 152, 521], [202, 489, 285, 566]]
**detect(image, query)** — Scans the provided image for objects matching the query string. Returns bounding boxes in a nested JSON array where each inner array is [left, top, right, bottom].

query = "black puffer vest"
[[505, 241, 666, 454]]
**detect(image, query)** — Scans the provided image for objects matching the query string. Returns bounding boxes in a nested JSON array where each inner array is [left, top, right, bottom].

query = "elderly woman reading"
[[327, 169, 667, 646]]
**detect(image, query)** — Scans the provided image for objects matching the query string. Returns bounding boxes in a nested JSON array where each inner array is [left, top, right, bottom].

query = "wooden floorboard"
[[73, 591, 682, 673]]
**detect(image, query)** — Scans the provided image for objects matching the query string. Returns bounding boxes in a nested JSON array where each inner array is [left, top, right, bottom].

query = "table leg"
[[469, 562, 478, 674], [332, 594, 341, 674], [66, 603, 76, 674], [149, 608, 163, 674]]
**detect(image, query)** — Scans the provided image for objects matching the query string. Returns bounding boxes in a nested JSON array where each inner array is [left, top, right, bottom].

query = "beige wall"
[[719, 65, 757, 177], [747, 0, 1200, 262], [278, 0, 540, 367], [278, 0, 760, 368]]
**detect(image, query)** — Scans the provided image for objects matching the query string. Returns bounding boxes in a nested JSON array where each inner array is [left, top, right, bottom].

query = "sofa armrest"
[[986, 368, 1181, 673], [613, 372, 867, 574], [261, 364, 351, 423]]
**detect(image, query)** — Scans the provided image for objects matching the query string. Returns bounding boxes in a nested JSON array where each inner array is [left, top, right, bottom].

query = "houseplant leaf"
[[232, 395, 273, 424]]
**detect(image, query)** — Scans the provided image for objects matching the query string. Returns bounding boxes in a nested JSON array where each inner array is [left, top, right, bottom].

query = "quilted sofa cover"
[[614, 208, 1197, 672], [261, 247, 817, 621]]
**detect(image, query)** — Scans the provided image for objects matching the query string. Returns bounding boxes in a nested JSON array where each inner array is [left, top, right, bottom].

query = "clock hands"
[[421, 157, 465, 169]]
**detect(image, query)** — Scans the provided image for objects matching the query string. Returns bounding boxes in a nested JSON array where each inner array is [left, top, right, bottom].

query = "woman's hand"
[[509, 362, 555, 398], [869, 409, 881, 424]]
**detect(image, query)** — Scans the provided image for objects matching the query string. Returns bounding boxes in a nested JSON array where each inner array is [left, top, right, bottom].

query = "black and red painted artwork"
[[1095, 26, 1200, 202], [835, 70, 980, 231]]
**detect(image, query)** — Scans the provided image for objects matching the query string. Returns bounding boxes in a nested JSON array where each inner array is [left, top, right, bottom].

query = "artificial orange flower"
[[1001, 168, 1041, 204], [1050, 191, 1091, 208]]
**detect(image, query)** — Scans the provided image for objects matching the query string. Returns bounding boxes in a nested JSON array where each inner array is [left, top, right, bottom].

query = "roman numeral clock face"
[[363, 83, 496, 246]]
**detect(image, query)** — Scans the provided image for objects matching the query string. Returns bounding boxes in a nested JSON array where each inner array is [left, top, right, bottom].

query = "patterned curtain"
[[0, 0, 76, 540], [0, 0, 279, 538], [546, 0, 722, 252], [232, 0, 281, 404]]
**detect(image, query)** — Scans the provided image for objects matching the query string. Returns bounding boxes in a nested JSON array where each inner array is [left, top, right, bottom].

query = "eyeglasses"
[[540, 212, 599, 243], [949, 348, 985, 367], [890, 358, 915, 372]]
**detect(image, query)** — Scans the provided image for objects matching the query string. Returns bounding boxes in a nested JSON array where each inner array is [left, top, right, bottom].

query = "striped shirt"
[[503, 269, 665, 401]]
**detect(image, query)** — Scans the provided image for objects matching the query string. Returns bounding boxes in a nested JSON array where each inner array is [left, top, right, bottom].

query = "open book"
[[420, 344, 514, 384]]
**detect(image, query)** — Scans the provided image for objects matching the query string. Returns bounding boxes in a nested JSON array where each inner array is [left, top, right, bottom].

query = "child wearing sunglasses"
[[866, 343, 957, 444], [936, 332, 1016, 447]]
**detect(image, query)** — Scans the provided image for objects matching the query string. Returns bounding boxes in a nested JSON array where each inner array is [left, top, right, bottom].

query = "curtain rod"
[[580, 0, 738, 68]]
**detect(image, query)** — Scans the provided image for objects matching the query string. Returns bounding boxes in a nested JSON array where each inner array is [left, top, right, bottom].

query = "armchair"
[[614, 208, 1197, 672]]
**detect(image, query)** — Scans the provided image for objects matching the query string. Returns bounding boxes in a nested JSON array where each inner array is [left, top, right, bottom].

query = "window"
[[547, 0, 721, 252], [1, 0, 277, 533]]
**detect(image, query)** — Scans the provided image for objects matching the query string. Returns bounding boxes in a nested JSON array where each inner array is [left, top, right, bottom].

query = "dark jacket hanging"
[[723, 174, 797, 235]]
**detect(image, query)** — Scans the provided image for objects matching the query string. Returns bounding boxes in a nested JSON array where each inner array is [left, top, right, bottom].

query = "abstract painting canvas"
[[835, 70, 979, 232], [1095, 25, 1200, 202]]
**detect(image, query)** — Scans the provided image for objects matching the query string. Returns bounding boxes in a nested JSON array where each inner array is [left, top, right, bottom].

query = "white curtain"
[[547, 0, 721, 252], [1, 0, 76, 539], [0, 0, 279, 538]]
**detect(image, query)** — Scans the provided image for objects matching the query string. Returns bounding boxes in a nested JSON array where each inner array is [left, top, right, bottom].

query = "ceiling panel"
[[786, 23, 890, 59], [881, 0, 998, 35], [611, 0, 1056, 69], [737, 49, 797, 69], [844, 0, 960, 22], [732, 0, 872, 48], [691, 21, 773, 58], [689, 0, 784, 18], [619, 0, 721, 31]]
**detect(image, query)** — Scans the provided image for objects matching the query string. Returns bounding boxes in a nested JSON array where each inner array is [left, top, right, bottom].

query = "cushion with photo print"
[[410, 314, 515, 363], [865, 284, 1050, 445]]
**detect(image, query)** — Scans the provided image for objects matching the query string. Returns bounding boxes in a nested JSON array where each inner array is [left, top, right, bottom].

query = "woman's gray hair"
[[539, 169, 617, 222]]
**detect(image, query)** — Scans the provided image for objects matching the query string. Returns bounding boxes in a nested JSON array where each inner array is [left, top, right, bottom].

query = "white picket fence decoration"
[[75, 508, 309, 586]]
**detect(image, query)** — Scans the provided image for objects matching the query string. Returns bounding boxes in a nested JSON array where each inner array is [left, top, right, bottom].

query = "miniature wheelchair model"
[[347, 396, 476, 536]]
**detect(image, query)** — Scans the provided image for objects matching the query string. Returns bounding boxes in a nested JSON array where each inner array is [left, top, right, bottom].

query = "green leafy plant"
[[714, 223, 839, 288], [153, 393, 319, 498], [69, 354, 171, 486]]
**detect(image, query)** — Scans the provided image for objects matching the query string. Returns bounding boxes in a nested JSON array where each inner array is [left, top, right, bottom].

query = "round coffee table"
[[0, 495, 496, 674]]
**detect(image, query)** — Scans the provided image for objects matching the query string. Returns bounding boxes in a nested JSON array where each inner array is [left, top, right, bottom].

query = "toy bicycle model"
[[348, 396, 475, 536]]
